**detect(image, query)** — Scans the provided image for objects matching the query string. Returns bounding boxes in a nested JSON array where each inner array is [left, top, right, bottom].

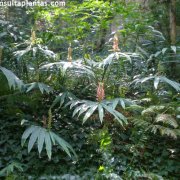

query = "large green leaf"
[[102, 103, 125, 126], [161, 76, 180, 91], [21, 126, 37, 146], [52, 132, 76, 158], [28, 127, 40, 153], [0, 66, 23, 89], [45, 131, 52, 159], [37, 128, 46, 154]]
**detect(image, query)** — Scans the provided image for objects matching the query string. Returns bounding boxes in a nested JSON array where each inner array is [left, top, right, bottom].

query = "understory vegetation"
[[0, 0, 179, 179]]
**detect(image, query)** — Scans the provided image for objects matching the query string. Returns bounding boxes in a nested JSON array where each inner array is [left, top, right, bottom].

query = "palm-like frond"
[[98, 52, 139, 68], [106, 98, 136, 110], [21, 125, 76, 160], [65, 99, 128, 126], [135, 75, 180, 91], [51, 91, 136, 125], [14, 45, 56, 61], [40, 60, 94, 78], [51, 91, 77, 108], [25, 82, 53, 94]]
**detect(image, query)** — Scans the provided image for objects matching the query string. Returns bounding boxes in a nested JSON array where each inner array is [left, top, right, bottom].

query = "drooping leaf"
[[52, 132, 75, 158], [102, 103, 126, 126], [136, 75, 180, 91], [0, 66, 23, 89], [45, 131, 52, 160], [37, 128, 46, 154], [21, 125, 76, 160], [28, 127, 40, 153], [21, 126, 37, 146], [78, 104, 91, 117], [154, 77, 160, 89], [112, 98, 119, 109], [161, 77, 180, 91], [51, 92, 77, 108], [98, 104, 104, 123], [162, 48, 168, 54], [49, 131, 56, 145], [171, 46, 176, 53], [119, 99, 126, 109], [72, 104, 85, 117], [83, 104, 98, 123], [26, 82, 53, 94]]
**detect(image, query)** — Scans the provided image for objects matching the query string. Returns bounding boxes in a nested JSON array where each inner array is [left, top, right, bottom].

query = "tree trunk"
[[169, 0, 177, 79], [169, 0, 176, 44]]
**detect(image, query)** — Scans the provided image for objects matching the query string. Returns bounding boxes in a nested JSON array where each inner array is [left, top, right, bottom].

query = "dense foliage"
[[0, 0, 179, 179]]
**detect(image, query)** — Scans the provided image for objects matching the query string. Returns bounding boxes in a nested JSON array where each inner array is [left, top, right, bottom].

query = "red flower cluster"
[[96, 82, 105, 102]]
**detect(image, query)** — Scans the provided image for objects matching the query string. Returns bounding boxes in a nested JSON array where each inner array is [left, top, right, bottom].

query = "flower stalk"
[[31, 29, 36, 45], [113, 33, 120, 52], [67, 43, 72, 62], [48, 109, 52, 130]]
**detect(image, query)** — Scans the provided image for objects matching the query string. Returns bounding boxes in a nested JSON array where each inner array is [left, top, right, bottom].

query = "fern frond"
[[149, 124, 179, 139], [155, 114, 178, 128], [160, 127, 178, 139], [142, 106, 165, 116], [132, 118, 150, 127]]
